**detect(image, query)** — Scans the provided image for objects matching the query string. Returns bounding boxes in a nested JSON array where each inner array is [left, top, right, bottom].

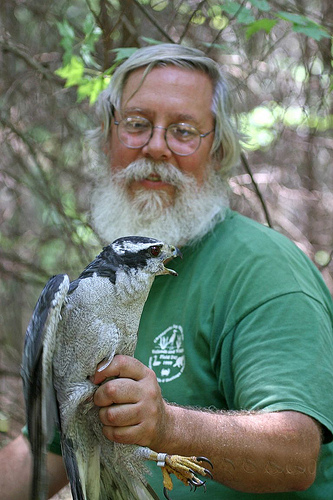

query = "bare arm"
[[160, 405, 321, 493], [94, 355, 322, 494], [0, 434, 68, 500]]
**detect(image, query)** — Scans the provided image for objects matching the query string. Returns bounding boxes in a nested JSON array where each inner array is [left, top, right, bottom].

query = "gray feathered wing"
[[21, 274, 158, 500], [21, 274, 70, 500]]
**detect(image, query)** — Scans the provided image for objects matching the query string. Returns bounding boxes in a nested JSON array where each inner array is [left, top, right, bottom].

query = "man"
[[1, 44, 333, 499]]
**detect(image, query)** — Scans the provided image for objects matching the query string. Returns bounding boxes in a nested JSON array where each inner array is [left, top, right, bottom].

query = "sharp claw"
[[163, 486, 171, 500], [189, 477, 205, 487], [189, 465, 213, 481], [196, 456, 214, 469], [189, 480, 197, 492], [203, 468, 213, 480]]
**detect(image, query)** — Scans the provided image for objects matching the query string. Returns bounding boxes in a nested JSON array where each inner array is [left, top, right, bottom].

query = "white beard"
[[90, 158, 229, 247]]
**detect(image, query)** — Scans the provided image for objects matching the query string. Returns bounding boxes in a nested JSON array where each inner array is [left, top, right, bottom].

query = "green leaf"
[[223, 1, 255, 24], [222, 1, 241, 15], [55, 56, 85, 87], [56, 20, 76, 65], [210, 15, 229, 30], [246, 19, 278, 38], [276, 11, 330, 40], [248, 0, 271, 11], [292, 24, 330, 41], [77, 76, 110, 104], [190, 10, 206, 25], [83, 29, 102, 51], [207, 5, 223, 17], [151, 0, 168, 11], [83, 13, 95, 35], [111, 47, 138, 62], [80, 44, 101, 69], [56, 20, 75, 39], [276, 11, 308, 26]]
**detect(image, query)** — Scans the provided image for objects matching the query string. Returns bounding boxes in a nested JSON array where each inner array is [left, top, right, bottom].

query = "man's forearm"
[[159, 406, 321, 493], [0, 435, 32, 500], [0, 434, 68, 500]]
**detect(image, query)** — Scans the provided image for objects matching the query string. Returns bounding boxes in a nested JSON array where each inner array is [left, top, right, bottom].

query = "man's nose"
[[141, 126, 173, 160]]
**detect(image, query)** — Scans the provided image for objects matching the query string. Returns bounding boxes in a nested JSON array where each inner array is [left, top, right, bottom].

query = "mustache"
[[111, 159, 191, 189]]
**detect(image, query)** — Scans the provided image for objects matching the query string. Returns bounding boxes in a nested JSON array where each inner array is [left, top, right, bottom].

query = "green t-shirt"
[[45, 210, 333, 499], [134, 210, 333, 499]]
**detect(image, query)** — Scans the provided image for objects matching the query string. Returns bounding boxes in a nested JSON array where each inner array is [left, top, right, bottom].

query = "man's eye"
[[149, 246, 161, 257], [124, 118, 150, 133], [170, 124, 197, 141]]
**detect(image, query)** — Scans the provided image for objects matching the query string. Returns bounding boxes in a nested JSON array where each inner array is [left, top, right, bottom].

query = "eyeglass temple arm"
[[109, 104, 120, 126]]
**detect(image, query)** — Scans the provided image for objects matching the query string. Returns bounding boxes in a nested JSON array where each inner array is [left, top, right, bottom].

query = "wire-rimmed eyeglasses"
[[113, 115, 215, 157]]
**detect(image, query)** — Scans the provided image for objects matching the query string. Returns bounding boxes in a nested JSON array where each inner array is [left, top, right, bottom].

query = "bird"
[[21, 236, 212, 500]]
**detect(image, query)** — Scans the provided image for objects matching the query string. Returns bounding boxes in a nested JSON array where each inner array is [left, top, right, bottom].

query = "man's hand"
[[93, 354, 167, 450]]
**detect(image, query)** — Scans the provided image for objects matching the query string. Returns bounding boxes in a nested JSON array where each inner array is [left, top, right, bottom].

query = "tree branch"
[[1, 115, 93, 265], [178, 0, 207, 43], [240, 152, 274, 228], [206, 0, 248, 54], [0, 37, 64, 84], [130, 0, 176, 43]]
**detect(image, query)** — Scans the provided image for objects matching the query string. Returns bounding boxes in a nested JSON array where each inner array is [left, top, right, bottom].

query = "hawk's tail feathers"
[[61, 436, 86, 500]]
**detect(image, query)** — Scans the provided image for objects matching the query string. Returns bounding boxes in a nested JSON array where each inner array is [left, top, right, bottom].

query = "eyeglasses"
[[113, 115, 214, 156]]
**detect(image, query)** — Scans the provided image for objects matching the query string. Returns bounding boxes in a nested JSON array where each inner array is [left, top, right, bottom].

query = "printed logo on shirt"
[[148, 324, 185, 383]]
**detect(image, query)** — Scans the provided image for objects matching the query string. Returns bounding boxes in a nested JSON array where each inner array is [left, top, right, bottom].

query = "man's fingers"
[[92, 355, 164, 448], [93, 354, 147, 385], [99, 403, 140, 427], [94, 377, 139, 407], [101, 423, 142, 445]]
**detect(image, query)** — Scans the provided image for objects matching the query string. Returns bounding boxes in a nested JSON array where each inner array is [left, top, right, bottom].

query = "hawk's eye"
[[149, 245, 161, 257]]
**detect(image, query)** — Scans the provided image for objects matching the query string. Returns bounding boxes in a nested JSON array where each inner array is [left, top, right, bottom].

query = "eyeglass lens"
[[117, 117, 202, 156]]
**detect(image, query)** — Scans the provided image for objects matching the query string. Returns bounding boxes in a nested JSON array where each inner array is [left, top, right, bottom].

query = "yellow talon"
[[150, 451, 213, 496], [162, 466, 174, 491]]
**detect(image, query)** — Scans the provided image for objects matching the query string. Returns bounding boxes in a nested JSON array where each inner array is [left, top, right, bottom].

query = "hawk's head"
[[70, 236, 181, 291], [110, 236, 181, 277]]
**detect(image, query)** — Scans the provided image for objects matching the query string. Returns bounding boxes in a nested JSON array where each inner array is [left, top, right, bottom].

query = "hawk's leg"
[[148, 451, 213, 498]]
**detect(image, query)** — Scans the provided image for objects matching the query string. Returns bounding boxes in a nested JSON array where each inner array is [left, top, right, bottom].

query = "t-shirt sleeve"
[[220, 292, 333, 443]]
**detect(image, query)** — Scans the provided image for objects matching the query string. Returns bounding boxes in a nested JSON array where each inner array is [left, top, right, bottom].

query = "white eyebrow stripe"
[[112, 240, 161, 254]]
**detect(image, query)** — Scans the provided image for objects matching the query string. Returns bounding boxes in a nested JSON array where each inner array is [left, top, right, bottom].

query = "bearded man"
[[1, 44, 333, 499]]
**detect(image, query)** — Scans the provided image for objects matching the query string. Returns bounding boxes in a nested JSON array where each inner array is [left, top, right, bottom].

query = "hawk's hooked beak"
[[163, 246, 182, 276]]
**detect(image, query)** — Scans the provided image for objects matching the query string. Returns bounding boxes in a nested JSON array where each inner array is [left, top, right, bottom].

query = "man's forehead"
[[123, 65, 212, 95], [124, 63, 208, 79], [120, 65, 214, 123]]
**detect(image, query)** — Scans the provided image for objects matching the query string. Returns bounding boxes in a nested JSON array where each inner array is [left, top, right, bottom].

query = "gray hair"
[[91, 44, 241, 176]]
